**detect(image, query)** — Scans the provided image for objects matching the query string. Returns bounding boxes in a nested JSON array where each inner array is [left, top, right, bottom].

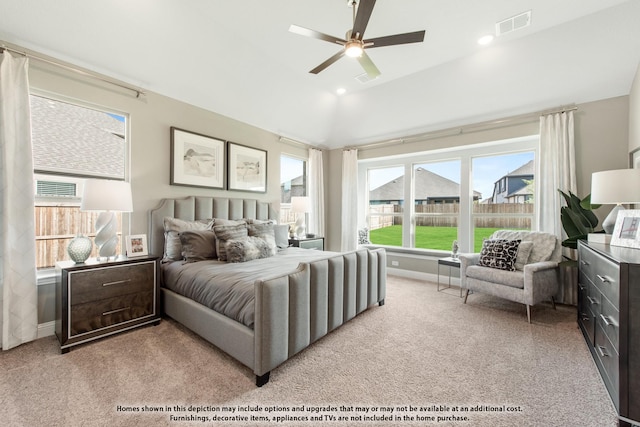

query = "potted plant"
[[558, 189, 602, 265]]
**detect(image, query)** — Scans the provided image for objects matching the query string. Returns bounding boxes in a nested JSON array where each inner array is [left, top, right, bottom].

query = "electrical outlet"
[[391, 260, 399, 266]]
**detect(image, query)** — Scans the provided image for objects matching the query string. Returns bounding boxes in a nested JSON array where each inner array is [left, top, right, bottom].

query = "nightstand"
[[55, 255, 160, 353], [289, 236, 324, 250]]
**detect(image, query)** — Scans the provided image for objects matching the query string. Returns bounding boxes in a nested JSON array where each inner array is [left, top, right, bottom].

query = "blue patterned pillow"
[[478, 239, 521, 271]]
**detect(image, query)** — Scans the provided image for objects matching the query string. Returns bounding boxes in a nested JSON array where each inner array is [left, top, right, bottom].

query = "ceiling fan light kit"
[[289, 0, 425, 77]]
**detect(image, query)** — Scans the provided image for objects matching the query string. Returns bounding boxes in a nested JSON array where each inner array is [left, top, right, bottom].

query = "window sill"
[[361, 244, 451, 258], [37, 268, 56, 287]]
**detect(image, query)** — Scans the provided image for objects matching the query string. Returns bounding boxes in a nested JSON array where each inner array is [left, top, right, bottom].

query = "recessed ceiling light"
[[336, 88, 346, 95], [478, 34, 494, 46]]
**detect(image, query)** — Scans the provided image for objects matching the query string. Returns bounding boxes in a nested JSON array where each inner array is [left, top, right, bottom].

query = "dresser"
[[577, 240, 640, 427], [55, 256, 160, 353]]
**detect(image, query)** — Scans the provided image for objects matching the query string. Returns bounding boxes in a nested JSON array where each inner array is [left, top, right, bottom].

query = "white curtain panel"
[[308, 148, 325, 237], [539, 110, 576, 237], [0, 52, 38, 350], [341, 149, 358, 251]]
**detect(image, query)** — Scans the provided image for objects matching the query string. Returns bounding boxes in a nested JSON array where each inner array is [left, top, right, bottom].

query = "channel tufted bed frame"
[[149, 196, 386, 386]]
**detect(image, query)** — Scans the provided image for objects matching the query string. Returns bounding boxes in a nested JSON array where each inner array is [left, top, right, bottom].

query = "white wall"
[[629, 62, 640, 154]]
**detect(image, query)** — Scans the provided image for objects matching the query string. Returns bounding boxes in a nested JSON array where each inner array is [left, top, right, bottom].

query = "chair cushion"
[[478, 239, 521, 271], [465, 265, 525, 289]]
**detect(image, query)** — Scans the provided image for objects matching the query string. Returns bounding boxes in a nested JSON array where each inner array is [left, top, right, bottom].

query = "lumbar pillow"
[[179, 230, 217, 263], [163, 217, 213, 262], [514, 240, 534, 270], [213, 223, 248, 261], [478, 239, 521, 271], [225, 236, 272, 263]]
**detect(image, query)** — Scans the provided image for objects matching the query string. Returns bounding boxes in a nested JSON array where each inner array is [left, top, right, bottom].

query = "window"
[[280, 155, 307, 227], [360, 136, 537, 253], [31, 94, 128, 269], [367, 166, 404, 247]]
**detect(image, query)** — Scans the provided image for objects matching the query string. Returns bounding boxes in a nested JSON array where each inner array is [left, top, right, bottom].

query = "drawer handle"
[[102, 279, 131, 287], [586, 296, 598, 305], [596, 274, 610, 284], [580, 260, 590, 266], [597, 345, 609, 358], [600, 314, 617, 328], [102, 307, 130, 316]]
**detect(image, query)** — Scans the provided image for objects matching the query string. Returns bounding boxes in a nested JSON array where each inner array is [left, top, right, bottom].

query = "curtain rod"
[[352, 105, 578, 151], [1, 44, 146, 98], [279, 136, 323, 151]]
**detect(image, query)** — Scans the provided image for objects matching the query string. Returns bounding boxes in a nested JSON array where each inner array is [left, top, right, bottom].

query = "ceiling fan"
[[289, 0, 426, 78]]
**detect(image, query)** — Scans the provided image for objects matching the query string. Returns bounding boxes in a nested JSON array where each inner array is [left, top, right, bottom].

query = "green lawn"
[[369, 225, 504, 252]]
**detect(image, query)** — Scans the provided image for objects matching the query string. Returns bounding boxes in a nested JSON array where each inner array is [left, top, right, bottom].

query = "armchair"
[[459, 230, 562, 323]]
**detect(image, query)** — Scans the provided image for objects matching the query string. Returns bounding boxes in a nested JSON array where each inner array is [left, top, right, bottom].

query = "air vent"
[[355, 72, 378, 84], [496, 10, 531, 36], [36, 180, 77, 197]]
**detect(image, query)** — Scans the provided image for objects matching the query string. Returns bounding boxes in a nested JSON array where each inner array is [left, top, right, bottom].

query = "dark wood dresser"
[[55, 256, 160, 353], [577, 240, 640, 427]]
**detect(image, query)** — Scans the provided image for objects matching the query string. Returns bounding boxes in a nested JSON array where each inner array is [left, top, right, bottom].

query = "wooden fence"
[[35, 206, 122, 269], [369, 203, 533, 229]]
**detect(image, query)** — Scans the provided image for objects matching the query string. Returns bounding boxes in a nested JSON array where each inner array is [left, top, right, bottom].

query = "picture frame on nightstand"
[[126, 234, 148, 257]]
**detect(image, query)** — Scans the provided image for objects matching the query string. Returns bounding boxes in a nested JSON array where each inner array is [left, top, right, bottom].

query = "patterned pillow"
[[225, 236, 272, 263], [478, 239, 521, 271], [247, 222, 277, 257], [213, 223, 248, 261]]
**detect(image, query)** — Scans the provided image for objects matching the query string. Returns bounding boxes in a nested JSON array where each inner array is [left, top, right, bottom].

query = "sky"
[[368, 152, 534, 200]]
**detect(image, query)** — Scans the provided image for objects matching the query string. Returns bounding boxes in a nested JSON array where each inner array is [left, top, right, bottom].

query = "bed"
[[148, 196, 386, 386]]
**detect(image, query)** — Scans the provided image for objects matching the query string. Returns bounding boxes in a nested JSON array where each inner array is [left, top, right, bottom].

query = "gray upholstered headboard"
[[148, 196, 278, 258]]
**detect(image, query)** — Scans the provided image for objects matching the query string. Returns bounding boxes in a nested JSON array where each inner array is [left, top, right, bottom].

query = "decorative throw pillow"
[[247, 222, 277, 257], [163, 217, 213, 262], [514, 241, 534, 270], [213, 223, 248, 261], [179, 230, 217, 263], [478, 239, 521, 271], [225, 236, 272, 263]]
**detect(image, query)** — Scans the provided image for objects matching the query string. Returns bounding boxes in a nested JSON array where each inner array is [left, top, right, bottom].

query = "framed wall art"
[[170, 127, 225, 189], [610, 209, 640, 249], [125, 234, 148, 257], [227, 142, 267, 193]]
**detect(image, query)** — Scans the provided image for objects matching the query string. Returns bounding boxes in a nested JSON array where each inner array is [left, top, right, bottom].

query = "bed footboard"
[[253, 248, 386, 385]]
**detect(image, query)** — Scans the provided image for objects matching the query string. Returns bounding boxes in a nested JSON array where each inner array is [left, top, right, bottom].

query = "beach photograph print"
[[170, 127, 225, 189]]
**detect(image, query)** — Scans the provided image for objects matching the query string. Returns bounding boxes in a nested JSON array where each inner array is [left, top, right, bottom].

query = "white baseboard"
[[37, 321, 55, 338], [388, 267, 461, 287]]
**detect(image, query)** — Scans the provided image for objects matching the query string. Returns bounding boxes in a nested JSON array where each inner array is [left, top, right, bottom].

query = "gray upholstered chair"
[[459, 230, 562, 323]]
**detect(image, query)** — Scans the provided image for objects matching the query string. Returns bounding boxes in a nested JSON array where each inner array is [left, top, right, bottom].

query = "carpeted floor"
[[0, 275, 618, 426]]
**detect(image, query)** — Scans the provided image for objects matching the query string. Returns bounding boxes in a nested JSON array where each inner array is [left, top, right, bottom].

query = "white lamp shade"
[[591, 169, 640, 205], [291, 196, 311, 213], [81, 179, 133, 212]]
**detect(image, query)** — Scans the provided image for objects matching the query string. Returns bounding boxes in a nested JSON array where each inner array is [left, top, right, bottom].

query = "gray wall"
[[630, 63, 640, 154]]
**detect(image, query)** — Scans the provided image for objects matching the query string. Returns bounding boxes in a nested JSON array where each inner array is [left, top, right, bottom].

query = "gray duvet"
[[162, 247, 339, 329]]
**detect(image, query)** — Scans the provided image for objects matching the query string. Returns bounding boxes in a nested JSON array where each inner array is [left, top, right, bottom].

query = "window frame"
[[30, 90, 131, 276], [359, 135, 538, 253]]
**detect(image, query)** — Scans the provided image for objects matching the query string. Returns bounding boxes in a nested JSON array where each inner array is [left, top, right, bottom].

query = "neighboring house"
[[369, 167, 481, 205], [488, 160, 534, 204], [280, 174, 306, 203]]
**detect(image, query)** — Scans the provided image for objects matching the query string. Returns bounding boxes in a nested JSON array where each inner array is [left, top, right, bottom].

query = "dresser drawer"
[[579, 245, 620, 305], [69, 262, 155, 305], [598, 294, 619, 351], [595, 323, 620, 410], [70, 291, 154, 336]]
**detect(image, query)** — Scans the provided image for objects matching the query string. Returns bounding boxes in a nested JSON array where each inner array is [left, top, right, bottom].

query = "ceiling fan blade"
[[365, 30, 426, 48], [351, 0, 376, 40], [356, 51, 380, 78], [289, 24, 346, 45], [310, 50, 346, 74]]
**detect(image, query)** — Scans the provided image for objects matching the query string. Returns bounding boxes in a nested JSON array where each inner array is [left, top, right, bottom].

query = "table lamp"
[[81, 179, 133, 260], [591, 168, 640, 235], [291, 196, 311, 239]]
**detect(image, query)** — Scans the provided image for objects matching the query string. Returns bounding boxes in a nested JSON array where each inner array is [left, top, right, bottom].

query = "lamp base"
[[588, 233, 612, 244], [602, 204, 624, 234], [94, 211, 119, 259]]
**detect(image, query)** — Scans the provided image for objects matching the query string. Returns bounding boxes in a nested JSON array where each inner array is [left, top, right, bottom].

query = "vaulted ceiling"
[[1, 0, 639, 149]]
